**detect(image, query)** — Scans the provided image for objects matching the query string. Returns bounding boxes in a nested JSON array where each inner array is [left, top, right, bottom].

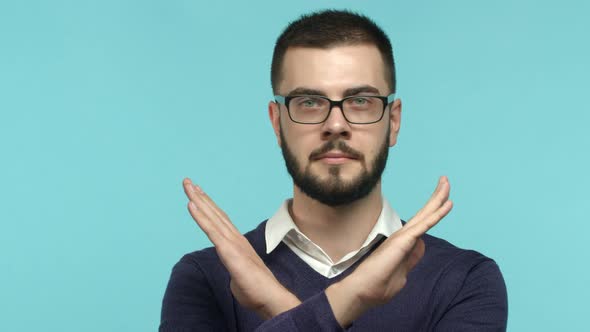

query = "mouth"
[[312, 151, 359, 165]]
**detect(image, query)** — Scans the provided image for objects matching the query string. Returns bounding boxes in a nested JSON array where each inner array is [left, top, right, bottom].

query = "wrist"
[[261, 286, 301, 319], [325, 276, 369, 328]]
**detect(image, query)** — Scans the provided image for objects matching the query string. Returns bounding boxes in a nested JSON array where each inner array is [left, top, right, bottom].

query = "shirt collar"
[[265, 198, 402, 254]]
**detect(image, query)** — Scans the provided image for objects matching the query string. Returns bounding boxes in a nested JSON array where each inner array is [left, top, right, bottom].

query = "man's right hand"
[[183, 178, 302, 319], [325, 176, 453, 328]]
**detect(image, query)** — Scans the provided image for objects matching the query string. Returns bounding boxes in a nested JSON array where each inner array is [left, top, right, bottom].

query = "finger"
[[189, 183, 241, 235], [188, 197, 265, 271], [184, 179, 234, 239], [183, 179, 251, 256], [406, 200, 453, 237], [184, 180, 272, 268], [407, 178, 443, 222], [183, 178, 207, 208], [183, 178, 232, 231], [408, 176, 450, 225], [187, 200, 225, 244], [183, 178, 232, 228], [417, 176, 449, 216], [188, 201, 259, 273], [183, 178, 196, 200], [191, 184, 231, 221]]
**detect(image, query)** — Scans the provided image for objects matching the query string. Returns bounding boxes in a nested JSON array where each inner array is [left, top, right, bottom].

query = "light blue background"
[[1, 0, 588, 331]]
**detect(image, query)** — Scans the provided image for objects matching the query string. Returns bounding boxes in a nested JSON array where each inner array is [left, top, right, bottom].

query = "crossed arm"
[[182, 176, 453, 329]]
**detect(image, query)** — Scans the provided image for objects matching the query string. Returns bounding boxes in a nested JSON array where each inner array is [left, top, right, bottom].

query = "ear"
[[388, 99, 402, 147], [268, 101, 282, 146]]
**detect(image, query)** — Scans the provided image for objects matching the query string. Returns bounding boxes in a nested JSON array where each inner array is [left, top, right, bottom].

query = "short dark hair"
[[271, 9, 396, 94]]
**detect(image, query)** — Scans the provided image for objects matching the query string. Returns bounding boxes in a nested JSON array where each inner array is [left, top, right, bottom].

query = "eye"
[[346, 97, 375, 107], [294, 96, 324, 108], [302, 99, 318, 107], [351, 97, 369, 105]]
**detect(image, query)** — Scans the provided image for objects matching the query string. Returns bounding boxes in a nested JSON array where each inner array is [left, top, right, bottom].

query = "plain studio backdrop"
[[1, 1, 588, 331]]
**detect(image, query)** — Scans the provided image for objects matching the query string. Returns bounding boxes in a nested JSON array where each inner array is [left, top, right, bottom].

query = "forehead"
[[279, 44, 389, 96]]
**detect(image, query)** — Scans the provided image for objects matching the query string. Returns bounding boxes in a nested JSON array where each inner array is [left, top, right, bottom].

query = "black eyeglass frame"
[[274, 93, 396, 124]]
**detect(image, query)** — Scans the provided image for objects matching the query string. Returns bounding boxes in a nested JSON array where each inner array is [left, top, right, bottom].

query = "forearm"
[[259, 277, 368, 330], [255, 292, 345, 332]]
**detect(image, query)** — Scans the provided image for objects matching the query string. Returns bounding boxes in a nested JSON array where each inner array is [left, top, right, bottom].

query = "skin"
[[183, 44, 454, 327], [270, 45, 399, 262]]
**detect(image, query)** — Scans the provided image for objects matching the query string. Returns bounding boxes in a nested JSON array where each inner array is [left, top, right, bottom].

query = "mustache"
[[309, 140, 364, 161]]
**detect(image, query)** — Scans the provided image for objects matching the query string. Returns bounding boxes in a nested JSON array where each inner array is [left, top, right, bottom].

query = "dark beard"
[[279, 126, 389, 206]]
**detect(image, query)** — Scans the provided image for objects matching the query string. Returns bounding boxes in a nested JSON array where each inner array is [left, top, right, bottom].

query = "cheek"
[[361, 131, 388, 158], [290, 137, 315, 160], [282, 124, 318, 156]]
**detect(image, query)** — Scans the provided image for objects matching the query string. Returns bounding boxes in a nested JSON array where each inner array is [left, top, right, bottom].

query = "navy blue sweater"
[[160, 221, 508, 331]]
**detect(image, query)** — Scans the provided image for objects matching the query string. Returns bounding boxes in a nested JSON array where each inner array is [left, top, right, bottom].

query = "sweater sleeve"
[[433, 260, 508, 332], [255, 292, 345, 332], [160, 257, 345, 332], [159, 259, 229, 332]]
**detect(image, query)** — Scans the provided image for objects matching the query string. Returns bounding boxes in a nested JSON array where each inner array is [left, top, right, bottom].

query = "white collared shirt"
[[265, 198, 402, 278]]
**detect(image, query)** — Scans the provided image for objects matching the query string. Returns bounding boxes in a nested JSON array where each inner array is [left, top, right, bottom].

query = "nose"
[[321, 104, 351, 140]]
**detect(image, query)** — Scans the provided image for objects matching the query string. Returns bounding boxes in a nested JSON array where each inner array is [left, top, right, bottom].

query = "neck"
[[289, 182, 384, 263]]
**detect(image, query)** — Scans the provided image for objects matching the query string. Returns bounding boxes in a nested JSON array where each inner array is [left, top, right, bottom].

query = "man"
[[160, 10, 508, 331]]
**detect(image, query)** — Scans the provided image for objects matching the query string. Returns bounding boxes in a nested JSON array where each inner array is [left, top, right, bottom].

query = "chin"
[[313, 160, 361, 171], [315, 169, 365, 185]]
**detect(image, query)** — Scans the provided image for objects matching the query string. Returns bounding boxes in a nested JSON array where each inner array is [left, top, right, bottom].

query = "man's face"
[[269, 44, 401, 206]]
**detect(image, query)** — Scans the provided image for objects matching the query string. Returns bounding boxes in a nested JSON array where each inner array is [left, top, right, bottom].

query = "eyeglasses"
[[274, 94, 395, 124]]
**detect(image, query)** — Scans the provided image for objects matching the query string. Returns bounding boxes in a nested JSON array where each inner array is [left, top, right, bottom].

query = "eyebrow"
[[342, 85, 381, 96], [286, 87, 325, 96], [285, 85, 382, 97]]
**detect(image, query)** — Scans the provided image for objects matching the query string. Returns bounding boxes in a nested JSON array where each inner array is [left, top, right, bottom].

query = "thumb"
[[405, 238, 425, 272]]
